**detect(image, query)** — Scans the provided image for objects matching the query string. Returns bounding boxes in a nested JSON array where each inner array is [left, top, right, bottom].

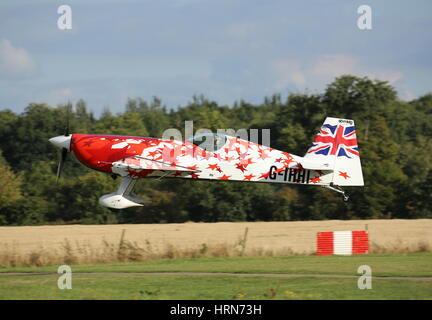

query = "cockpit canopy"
[[187, 132, 228, 152]]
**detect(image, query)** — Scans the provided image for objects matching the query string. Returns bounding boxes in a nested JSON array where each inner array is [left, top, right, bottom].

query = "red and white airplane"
[[49, 117, 364, 209]]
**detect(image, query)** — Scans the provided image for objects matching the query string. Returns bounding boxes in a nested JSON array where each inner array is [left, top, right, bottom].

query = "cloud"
[[0, 39, 37, 79], [44, 88, 73, 106], [399, 88, 418, 101], [270, 54, 404, 93], [167, 0, 210, 7], [366, 69, 403, 84], [310, 54, 403, 84], [311, 54, 357, 78], [271, 59, 306, 89], [224, 22, 256, 39]]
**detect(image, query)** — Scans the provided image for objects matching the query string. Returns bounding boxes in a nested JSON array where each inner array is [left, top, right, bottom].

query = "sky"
[[0, 0, 431, 116]]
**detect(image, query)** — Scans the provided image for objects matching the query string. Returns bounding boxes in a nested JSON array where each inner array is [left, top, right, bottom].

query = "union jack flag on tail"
[[303, 117, 364, 187], [307, 123, 359, 158]]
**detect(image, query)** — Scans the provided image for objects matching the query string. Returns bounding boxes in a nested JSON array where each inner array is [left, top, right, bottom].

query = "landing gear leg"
[[323, 183, 349, 202], [99, 177, 150, 209]]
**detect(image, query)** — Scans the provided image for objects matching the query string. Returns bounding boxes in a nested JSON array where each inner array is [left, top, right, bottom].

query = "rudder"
[[304, 117, 364, 186]]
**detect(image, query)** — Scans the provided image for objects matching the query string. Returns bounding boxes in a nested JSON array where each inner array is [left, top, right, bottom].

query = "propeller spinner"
[[49, 134, 72, 182]]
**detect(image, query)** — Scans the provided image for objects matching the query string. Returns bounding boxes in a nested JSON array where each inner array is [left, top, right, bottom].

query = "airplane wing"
[[111, 156, 200, 173]]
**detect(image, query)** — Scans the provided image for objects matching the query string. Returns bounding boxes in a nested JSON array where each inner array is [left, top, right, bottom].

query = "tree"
[[353, 116, 407, 218], [92, 111, 149, 137], [74, 99, 95, 133], [323, 75, 397, 119], [411, 170, 432, 218], [0, 104, 66, 171], [0, 75, 430, 225], [50, 172, 119, 224], [0, 151, 22, 208], [0, 151, 25, 225]]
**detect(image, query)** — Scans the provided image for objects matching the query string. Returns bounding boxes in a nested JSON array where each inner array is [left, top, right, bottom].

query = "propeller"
[[50, 105, 72, 183], [56, 147, 69, 183]]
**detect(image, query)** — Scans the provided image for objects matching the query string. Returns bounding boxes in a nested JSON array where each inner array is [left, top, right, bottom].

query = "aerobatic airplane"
[[49, 117, 364, 209]]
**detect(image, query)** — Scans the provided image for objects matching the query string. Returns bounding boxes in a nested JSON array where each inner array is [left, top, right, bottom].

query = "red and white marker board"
[[316, 231, 368, 255]]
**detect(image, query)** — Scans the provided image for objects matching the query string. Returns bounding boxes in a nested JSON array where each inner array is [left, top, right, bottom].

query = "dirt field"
[[1, 219, 431, 257]]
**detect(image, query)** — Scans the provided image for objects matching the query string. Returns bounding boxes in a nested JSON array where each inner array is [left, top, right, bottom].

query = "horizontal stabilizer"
[[300, 159, 334, 171]]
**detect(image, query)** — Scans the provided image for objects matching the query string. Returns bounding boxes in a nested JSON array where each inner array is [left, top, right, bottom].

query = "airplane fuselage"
[[69, 133, 329, 185], [49, 117, 362, 208]]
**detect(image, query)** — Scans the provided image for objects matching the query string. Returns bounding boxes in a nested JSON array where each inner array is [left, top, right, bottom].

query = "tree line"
[[0, 75, 431, 225]]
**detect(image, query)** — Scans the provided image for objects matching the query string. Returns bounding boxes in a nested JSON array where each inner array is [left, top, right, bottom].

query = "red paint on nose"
[[70, 134, 156, 173], [71, 134, 124, 173]]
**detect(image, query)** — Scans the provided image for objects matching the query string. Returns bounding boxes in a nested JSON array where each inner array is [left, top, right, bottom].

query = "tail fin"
[[304, 117, 364, 186]]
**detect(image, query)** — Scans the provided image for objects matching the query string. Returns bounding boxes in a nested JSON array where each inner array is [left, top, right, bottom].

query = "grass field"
[[1, 219, 431, 267], [1, 220, 431, 299], [1, 254, 431, 299]]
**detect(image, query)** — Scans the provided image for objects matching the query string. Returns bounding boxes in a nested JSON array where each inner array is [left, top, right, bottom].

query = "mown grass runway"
[[0, 253, 431, 300]]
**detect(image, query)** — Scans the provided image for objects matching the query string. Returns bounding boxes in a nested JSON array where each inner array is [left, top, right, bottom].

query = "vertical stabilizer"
[[304, 117, 364, 186]]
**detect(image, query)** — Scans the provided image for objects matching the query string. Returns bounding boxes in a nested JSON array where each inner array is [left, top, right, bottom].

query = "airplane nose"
[[49, 135, 72, 151]]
